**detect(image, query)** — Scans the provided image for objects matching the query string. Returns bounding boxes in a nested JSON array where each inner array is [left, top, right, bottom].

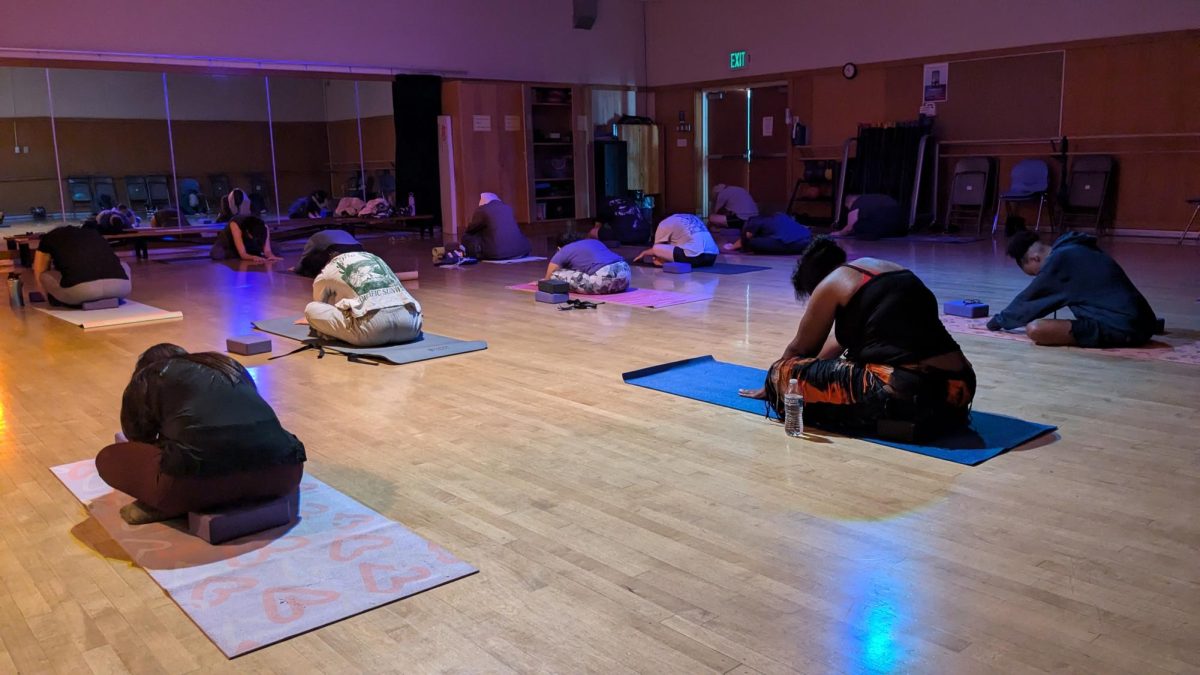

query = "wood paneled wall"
[[442, 80, 530, 232], [655, 30, 1200, 232]]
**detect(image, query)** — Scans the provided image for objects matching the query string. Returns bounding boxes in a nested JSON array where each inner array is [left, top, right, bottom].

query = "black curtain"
[[392, 75, 442, 226], [847, 119, 934, 220]]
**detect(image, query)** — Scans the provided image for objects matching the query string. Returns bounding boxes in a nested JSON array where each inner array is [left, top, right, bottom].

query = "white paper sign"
[[922, 63, 948, 103], [504, 115, 521, 131], [676, 138, 688, 147], [762, 116, 774, 137], [577, 115, 588, 132], [472, 115, 491, 132]]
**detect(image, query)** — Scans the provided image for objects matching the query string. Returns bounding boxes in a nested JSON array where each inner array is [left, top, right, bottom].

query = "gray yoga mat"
[[253, 317, 487, 365]]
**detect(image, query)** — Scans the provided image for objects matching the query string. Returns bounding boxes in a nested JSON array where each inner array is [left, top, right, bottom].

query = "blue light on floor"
[[837, 561, 911, 675]]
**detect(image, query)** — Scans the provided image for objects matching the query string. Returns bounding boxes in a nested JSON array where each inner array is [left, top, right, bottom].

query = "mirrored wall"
[[0, 65, 395, 231]]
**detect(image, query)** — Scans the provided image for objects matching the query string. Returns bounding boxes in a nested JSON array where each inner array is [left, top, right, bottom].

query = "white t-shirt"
[[313, 251, 420, 318], [654, 214, 718, 257]]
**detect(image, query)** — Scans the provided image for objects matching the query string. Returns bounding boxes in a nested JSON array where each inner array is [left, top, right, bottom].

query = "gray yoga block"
[[535, 291, 569, 304], [662, 262, 692, 274], [1155, 317, 1166, 335], [187, 490, 300, 545], [227, 334, 272, 355], [538, 278, 570, 294], [81, 297, 120, 310]]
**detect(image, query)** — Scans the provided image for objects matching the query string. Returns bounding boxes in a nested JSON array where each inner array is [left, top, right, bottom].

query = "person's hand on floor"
[[738, 387, 767, 400], [986, 316, 1002, 331]]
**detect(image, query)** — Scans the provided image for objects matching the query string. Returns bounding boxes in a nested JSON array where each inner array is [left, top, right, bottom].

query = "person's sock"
[[120, 500, 174, 525]]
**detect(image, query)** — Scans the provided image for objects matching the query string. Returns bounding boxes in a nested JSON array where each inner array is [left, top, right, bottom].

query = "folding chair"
[[1181, 197, 1200, 244], [246, 173, 271, 213], [208, 174, 232, 203], [124, 176, 150, 211], [179, 178, 207, 215], [945, 157, 991, 234], [1056, 155, 1114, 233], [146, 175, 172, 208], [66, 176, 93, 218], [92, 176, 118, 210], [992, 159, 1049, 234]]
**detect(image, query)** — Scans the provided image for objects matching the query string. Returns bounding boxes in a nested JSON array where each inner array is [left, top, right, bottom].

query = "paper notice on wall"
[[577, 115, 588, 132], [676, 138, 688, 147], [762, 116, 774, 137], [504, 115, 521, 132], [472, 115, 491, 132], [923, 62, 948, 103], [919, 102, 938, 117]]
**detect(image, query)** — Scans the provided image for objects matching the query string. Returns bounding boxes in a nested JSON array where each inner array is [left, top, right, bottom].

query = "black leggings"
[[672, 248, 717, 267]]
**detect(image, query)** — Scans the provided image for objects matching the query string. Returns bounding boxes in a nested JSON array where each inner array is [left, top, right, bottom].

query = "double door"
[[704, 85, 789, 212]]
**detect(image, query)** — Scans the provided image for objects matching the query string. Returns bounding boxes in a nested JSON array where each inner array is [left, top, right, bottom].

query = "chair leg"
[[1180, 205, 1200, 244], [992, 200, 1004, 235], [1034, 196, 1045, 232]]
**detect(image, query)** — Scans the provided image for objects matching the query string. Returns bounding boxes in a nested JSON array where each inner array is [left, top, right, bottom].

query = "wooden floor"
[[1, 232, 1198, 674]]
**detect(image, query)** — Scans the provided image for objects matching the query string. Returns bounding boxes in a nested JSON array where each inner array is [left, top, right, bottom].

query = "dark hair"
[[1006, 230, 1041, 264], [134, 343, 249, 384], [792, 236, 847, 297], [235, 215, 268, 242], [556, 232, 584, 248]]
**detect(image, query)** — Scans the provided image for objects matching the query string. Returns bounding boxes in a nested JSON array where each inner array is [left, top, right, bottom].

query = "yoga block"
[[662, 262, 692, 274], [27, 291, 45, 303], [535, 291, 569, 304], [226, 334, 272, 356], [877, 419, 921, 443], [538, 279, 570, 294], [114, 431, 128, 444], [943, 300, 989, 318], [187, 490, 300, 545], [1155, 317, 1166, 335], [81, 297, 119, 310]]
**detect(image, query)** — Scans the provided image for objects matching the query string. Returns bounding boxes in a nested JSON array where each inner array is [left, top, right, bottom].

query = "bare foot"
[[738, 387, 767, 400], [120, 501, 173, 525]]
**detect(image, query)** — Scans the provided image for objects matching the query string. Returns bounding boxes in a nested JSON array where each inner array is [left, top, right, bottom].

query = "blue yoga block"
[[535, 291, 569, 304], [82, 297, 119, 310], [187, 490, 300, 544], [944, 300, 989, 318], [27, 291, 46, 303], [662, 262, 692, 274], [227, 334, 272, 355]]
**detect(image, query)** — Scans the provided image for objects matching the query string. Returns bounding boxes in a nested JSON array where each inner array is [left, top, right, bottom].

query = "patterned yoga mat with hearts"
[[51, 459, 477, 658]]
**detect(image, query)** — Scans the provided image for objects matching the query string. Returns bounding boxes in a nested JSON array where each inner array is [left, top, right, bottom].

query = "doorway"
[[702, 84, 789, 214]]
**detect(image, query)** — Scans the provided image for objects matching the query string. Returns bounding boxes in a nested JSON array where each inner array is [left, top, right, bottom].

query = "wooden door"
[[705, 89, 749, 207], [749, 85, 790, 212]]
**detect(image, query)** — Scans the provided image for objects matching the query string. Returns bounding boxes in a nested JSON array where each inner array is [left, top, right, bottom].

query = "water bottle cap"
[[788, 378, 798, 384]]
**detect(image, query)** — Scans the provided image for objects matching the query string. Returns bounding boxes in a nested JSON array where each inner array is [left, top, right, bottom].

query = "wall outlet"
[[12, 146, 18, 154], [22, 146, 29, 154]]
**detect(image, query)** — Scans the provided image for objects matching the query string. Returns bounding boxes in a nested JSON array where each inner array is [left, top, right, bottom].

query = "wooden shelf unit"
[[526, 85, 590, 224]]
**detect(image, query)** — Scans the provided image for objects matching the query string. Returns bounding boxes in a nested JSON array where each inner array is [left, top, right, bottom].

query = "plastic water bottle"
[[7, 273, 24, 308], [407, 192, 416, 215], [784, 378, 804, 437]]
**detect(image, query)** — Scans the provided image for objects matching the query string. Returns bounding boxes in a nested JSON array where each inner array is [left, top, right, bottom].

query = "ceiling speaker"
[[573, 0, 597, 30]]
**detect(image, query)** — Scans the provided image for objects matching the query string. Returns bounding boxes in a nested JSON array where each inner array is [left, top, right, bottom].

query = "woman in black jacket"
[[97, 343, 306, 524]]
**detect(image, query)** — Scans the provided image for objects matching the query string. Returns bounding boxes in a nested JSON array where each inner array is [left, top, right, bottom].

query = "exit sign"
[[729, 50, 747, 70]]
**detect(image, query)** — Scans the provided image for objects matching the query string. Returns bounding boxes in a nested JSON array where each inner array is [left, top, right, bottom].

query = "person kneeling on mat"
[[708, 184, 759, 230], [988, 230, 1157, 347], [544, 233, 631, 294], [463, 192, 532, 261], [33, 225, 131, 306], [98, 343, 306, 525], [305, 251, 423, 347], [831, 194, 906, 240], [739, 236, 976, 435], [724, 212, 812, 254], [633, 213, 719, 267], [210, 215, 281, 262], [292, 229, 365, 278]]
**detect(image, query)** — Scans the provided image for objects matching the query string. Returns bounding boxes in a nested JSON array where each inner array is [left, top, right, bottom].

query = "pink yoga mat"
[[507, 281, 710, 309], [51, 460, 476, 658], [941, 314, 1200, 366]]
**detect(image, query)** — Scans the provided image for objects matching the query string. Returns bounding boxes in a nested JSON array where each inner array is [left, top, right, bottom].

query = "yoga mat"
[[941, 315, 1200, 366], [506, 281, 710, 309], [480, 256, 547, 265], [253, 317, 487, 365], [622, 355, 1056, 465], [692, 262, 772, 275], [51, 459, 476, 658], [896, 235, 984, 244], [35, 300, 183, 329]]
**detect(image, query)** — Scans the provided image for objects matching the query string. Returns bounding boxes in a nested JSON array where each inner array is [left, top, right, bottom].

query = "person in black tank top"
[[739, 237, 976, 436]]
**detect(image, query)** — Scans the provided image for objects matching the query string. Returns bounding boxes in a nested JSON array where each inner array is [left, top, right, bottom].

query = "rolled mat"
[[253, 317, 486, 365], [622, 355, 1057, 465]]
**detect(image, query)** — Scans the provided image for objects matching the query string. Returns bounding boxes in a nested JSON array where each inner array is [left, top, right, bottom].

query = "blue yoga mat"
[[622, 356, 1056, 465], [693, 262, 772, 275], [254, 317, 487, 365]]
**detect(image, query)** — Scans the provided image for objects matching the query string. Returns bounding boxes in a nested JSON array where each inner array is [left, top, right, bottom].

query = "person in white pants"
[[304, 251, 422, 347]]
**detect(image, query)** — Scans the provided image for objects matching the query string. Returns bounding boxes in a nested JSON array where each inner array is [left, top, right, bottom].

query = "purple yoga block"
[[944, 300, 989, 318], [81, 297, 120, 310], [187, 490, 300, 544], [662, 262, 692, 274], [114, 431, 128, 444], [227, 334, 272, 355], [27, 291, 46, 303], [535, 291, 569, 304]]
